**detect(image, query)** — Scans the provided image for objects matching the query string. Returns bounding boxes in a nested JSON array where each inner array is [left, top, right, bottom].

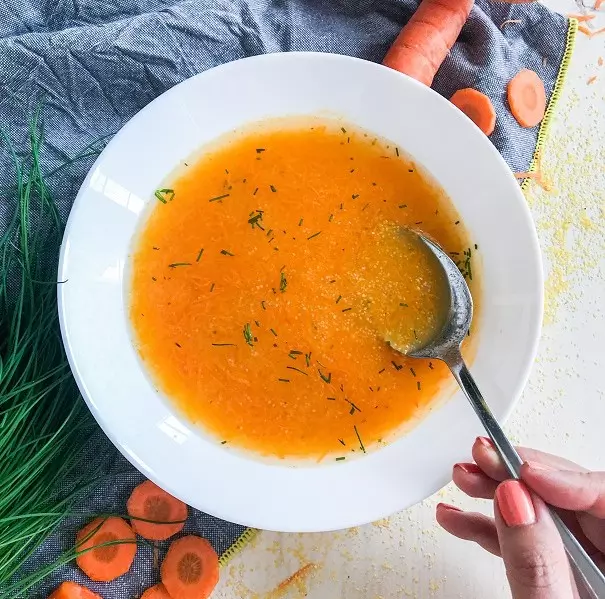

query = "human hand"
[[436, 437, 605, 598]]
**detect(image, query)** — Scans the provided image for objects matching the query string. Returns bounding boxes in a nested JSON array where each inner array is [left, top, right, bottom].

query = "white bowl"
[[59, 52, 543, 532]]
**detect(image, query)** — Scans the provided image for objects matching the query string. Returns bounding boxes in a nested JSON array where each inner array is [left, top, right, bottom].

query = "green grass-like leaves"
[[0, 110, 113, 595]]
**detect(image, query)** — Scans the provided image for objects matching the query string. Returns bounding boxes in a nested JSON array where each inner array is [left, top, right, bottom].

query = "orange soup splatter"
[[129, 119, 476, 460]]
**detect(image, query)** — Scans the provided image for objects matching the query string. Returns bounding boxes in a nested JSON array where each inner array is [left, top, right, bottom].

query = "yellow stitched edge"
[[219, 527, 259, 567], [520, 17, 578, 191]]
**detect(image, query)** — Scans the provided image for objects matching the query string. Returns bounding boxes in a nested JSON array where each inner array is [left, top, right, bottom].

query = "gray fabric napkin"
[[0, 1, 572, 597]]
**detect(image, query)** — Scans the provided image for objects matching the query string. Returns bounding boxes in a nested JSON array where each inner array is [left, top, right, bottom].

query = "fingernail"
[[454, 463, 483, 475], [496, 480, 536, 527], [437, 503, 462, 513], [476, 436, 494, 449], [524, 461, 554, 472]]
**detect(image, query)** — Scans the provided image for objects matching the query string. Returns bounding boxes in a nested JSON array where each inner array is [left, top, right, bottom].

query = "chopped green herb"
[[378, 368, 385, 374], [327, 397, 336, 401], [278, 378, 290, 383], [338, 439, 346, 446], [354, 425, 366, 453], [287, 366, 308, 376], [196, 248, 204, 262], [248, 210, 264, 230], [400, 302, 408, 307], [270, 328, 278, 336], [280, 271, 287, 293], [253, 187, 259, 195], [398, 204, 407, 209], [151, 276, 157, 281], [307, 231, 321, 240], [318, 369, 332, 384], [243, 323, 254, 346], [428, 362, 434, 370], [298, 218, 303, 226], [305, 352, 312, 367], [168, 262, 192, 268], [175, 342, 182, 348], [410, 367, 416, 377], [345, 398, 361, 413], [391, 361, 403, 371], [261, 300, 267, 310], [256, 148, 266, 153], [210, 282, 215, 292], [395, 147, 400, 157], [155, 188, 175, 203], [336, 457, 346, 461], [417, 381, 421, 391], [270, 184, 277, 193], [336, 295, 342, 304], [341, 307, 352, 313], [328, 214, 334, 222], [220, 249, 234, 256], [341, 127, 347, 134], [212, 343, 236, 347], [209, 193, 230, 203], [352, 194, 359, 199], [455, 220, 460, 225]]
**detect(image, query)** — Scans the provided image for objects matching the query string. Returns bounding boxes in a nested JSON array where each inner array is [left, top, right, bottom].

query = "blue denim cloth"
[[0, 1, 569, 597]]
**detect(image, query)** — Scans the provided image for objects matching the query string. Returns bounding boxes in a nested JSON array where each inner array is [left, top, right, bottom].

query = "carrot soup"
[[129, 118, 477, 461]]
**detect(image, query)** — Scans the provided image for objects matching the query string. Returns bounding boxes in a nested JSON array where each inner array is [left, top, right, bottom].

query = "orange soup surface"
[[129, 119, 476, 461]]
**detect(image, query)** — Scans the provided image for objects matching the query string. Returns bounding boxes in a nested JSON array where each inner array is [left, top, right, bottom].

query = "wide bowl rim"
[[58, 51, 544, 532]]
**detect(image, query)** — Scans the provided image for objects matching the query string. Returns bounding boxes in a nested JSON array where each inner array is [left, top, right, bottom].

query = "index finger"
[[472, 437, 588, 482]]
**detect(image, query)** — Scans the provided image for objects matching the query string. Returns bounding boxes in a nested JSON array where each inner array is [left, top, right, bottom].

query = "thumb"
[[521, 462, 605, 518], [494, 480, 576, 599]]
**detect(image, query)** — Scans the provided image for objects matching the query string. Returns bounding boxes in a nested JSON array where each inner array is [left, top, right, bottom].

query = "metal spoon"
[[388, 230, 605, 599]]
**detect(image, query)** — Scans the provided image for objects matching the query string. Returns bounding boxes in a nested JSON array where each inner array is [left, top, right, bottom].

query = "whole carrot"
[[383, 0, 475, 86]]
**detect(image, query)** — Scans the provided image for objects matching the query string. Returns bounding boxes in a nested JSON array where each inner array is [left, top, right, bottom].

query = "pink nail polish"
[[454, 463, 482, 475], [476, 436, 493, 449], [496, 480, 536, 527], [437, 503, 462, 513]]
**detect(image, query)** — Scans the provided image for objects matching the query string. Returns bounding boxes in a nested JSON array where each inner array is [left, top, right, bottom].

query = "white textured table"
[[217, 6, 605, 596]]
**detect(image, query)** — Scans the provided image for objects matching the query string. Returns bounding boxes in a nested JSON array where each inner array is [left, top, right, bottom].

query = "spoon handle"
[[447, 351, 605, 599]]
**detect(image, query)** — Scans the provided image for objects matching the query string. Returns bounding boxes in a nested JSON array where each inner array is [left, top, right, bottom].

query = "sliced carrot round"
[[507, 69, 546, 128], [127, 480, 188, 541], [76, 517, 136, 582], [48, 581, 103, 599], [161, 535, 219, 599], [450, 88, 497, 135], [141, 584, 171, 599]]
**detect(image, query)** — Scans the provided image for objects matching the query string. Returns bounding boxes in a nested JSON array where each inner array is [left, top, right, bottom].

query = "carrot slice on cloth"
[[76, 517, 137, 582], [382, 0, 474, 86], [450, 88, 496, 135], [161, 535, 219, 599], [507, 69, 546, 127], [48, 581, 102, 599], [141, 584, 171, 599], [127, 479, 188, 541]]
